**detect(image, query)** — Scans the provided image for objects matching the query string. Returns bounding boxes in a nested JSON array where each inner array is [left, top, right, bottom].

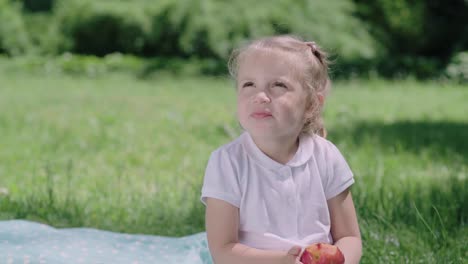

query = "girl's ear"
[[317, 93, 324, 106], [305, 93, 324, 118]]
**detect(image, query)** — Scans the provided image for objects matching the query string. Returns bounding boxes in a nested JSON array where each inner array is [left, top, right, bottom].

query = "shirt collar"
[[241, 132, 314, 170]]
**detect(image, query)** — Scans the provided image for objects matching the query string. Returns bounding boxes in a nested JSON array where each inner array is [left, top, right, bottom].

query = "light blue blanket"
[[0, 220, 213, 263]]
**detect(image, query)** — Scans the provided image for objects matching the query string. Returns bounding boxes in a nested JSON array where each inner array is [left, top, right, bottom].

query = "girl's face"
[[236, 49, 311, 140]]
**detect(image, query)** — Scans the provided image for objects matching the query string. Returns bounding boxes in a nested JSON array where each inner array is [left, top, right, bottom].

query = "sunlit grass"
[[0, 73, 466, 263]]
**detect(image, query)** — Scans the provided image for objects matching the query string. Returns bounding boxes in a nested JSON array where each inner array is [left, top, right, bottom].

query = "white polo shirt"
[[201, 132, 354, 250]]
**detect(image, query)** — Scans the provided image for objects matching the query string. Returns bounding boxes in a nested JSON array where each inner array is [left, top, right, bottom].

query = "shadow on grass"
[[332, 120, 468, 237], [357, 174, 467, 264], [329, 120, 468, 160], [355, 173, 467, 234]]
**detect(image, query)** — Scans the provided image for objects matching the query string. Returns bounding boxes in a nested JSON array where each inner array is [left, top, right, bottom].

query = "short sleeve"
[[324, 143, 354, 200], [200, 149, 242, 208]]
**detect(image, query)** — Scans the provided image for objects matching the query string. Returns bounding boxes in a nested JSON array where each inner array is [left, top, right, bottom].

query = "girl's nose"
[[253, 91, 271, 104]]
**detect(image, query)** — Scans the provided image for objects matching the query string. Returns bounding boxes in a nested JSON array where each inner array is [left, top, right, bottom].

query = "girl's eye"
[[274, 81, 287, 89], [242, 82, 254, 88]]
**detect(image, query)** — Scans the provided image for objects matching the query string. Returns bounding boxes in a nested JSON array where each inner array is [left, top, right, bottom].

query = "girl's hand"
[[284, 246, 304, 264]]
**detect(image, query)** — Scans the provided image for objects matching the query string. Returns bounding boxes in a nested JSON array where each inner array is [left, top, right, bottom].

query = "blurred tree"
[[0, 0, 32, 55], [23, 0, 54, 12], [55, 1, 148, 56], [18, 0, 55, 12], [353, 0, 468, 76]]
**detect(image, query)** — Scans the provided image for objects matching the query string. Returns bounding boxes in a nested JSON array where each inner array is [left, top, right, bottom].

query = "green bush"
[[0, 0, 32, 56], [144, 0, 378, 62], [0, 53, 145, 77], [0, 53, 227, 78], [21, 13, 65, 55], [55, 0, 150, 56], [355, 0, 468, 54], [2, 0, 463, 79], [445, 52, 468, 83], [353, 0, 468, 77], [21, 0, 55, 12], [53, 0, 377, 65]]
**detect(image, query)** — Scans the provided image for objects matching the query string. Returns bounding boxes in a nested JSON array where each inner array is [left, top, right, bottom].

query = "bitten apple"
[[299, 243, 345, 264]]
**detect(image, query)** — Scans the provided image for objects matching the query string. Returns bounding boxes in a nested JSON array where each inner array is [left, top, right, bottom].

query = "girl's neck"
[[250, 133, 300, 165]]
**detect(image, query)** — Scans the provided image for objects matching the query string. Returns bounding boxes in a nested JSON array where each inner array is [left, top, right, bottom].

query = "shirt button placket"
[[283, 166, 298, 233], [284, 167, 294, 204]]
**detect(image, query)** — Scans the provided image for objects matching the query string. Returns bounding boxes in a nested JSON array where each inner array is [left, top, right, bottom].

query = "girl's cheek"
[[238, 93, 251, 104]]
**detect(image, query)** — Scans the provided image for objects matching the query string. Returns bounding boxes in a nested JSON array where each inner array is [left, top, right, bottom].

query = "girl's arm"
[[205, 197, 300, 264], [327, 189, 362, 264]]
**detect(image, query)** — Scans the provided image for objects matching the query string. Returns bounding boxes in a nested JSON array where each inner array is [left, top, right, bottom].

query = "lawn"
[[0, 72, 466, 263]]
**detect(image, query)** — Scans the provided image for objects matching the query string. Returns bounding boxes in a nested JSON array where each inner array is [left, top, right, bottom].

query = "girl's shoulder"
[[305, 134, 341, 155], [211, 133, 246, 156], [302, 134, 348, 166], [207, 133, 249, 169]]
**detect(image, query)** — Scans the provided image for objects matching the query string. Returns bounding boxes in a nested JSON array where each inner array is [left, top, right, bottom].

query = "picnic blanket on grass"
[[0, 220, 212, 264]]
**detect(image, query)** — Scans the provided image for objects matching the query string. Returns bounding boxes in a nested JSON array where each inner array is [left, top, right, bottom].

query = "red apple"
[[299, 243, 345, 264]]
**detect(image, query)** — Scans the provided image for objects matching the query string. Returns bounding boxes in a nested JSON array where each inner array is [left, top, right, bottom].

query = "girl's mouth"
[[251, 112, 273, 119]]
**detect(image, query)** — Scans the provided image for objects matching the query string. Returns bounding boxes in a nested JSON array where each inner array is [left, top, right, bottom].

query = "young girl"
[[200, 35, 362, 264]]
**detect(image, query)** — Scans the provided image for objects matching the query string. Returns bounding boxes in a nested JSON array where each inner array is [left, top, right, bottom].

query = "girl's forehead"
[[237, 49, 306, 81]]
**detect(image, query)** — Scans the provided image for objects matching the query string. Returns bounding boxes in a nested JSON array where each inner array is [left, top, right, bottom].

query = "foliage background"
[[1, 0, 466, 79]]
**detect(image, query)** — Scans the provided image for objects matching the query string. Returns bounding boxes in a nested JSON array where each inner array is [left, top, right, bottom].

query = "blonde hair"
[[228, 35, 331, 137]]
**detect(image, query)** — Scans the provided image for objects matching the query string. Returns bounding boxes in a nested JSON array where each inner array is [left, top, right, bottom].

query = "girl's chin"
[[246, 122, 275, 130], [245, 124, 298, 140], [246, 126, 280, 138], [241, 120, 288, 137]]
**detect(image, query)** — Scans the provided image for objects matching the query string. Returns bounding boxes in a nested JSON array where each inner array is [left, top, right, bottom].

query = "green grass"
[[0, 73, 466, 263]]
